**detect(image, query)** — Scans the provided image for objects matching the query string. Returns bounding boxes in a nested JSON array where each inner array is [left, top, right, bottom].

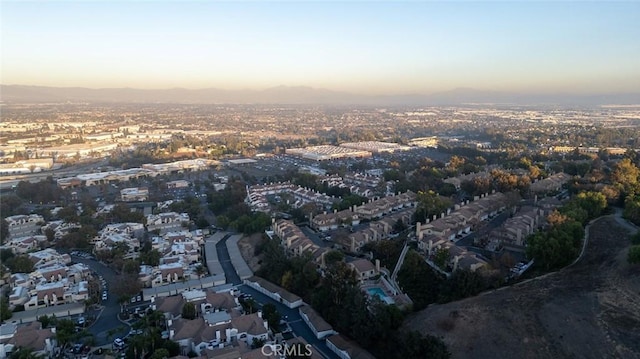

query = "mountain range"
[[1, 84, 639, 106]]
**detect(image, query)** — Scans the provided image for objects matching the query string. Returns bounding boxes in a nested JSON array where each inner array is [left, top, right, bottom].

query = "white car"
[[113, 338, 125, 349]]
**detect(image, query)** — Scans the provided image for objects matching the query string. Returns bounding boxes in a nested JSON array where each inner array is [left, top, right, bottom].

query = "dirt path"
[[403, 215, 640, 359]]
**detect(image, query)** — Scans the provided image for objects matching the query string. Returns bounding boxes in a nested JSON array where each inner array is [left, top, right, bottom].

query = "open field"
[[404, 215, 640, 359]]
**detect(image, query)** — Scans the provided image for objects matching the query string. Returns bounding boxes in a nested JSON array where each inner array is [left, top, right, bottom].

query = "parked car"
[[113, 338, 125, 350]]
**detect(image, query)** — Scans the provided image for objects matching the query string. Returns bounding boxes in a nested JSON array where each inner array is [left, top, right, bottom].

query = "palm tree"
[[194, 264, 206, 278]]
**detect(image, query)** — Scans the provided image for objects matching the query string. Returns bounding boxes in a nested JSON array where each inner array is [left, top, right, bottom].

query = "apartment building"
[[4, 214, 44, 239], [146, 212, 190, 235], [120, 187, 149, 201]]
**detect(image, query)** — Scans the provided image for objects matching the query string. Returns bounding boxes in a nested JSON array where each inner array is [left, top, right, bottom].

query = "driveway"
[[238, 284, 339, 359], [213, 235, 338, 358], [216, 233, 241, 285]]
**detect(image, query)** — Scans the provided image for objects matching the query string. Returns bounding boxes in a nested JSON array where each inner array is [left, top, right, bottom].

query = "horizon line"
[[3, 83, 640, 97]]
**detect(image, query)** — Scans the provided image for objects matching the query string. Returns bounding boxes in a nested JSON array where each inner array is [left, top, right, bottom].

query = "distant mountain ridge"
[[1, 84, 639, 106]]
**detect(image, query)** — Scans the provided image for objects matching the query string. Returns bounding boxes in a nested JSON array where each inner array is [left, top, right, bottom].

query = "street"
[[213, 234, 339, 359], [71, 255, 130, 346]]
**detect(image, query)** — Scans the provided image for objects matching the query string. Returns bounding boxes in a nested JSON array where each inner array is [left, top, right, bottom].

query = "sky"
[[2, 1, 639, 95]]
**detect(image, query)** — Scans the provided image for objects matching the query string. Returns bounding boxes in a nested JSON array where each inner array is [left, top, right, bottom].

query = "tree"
[[629, 245, 640, 264], [38, 314, 52, 328], [0, 219, 8, 245], [150, 348, 170, 359], [397, 250, 444, 310], [1, 297, 12, 321], [55, 319, 77, 348], [414, 191, 451, 224], [439, 269, 485, 302], [140, 249, 161, 267], [396, 331, 451, 359], [624, 195, 640, 226], [181, 302, 196, 320], [261, 303, 281, 332], [9, 347, 42, 359], [194, 264, 206, 278], [5, 255, 35, 273], [323, 250, 344, 267], [611, 158, 640, 195], [434, 248, 450, 269], [251, 337, 266, 349]]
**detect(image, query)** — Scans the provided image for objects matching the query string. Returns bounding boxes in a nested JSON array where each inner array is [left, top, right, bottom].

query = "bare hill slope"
[[403, 215, 640, 359]]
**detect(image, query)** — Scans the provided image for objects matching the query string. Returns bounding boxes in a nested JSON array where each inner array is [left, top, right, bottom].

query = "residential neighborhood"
[[1, 100, 640, 359]]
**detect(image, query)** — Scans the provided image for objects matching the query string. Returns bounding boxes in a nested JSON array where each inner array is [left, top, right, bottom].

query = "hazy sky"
[[2, 1, 639, 95]]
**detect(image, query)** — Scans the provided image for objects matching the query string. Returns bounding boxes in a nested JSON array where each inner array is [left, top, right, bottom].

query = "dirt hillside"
[[403, 215, 640, 359]]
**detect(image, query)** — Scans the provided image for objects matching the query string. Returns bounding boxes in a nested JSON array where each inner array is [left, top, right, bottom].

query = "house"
[[299, 305, 336, 339], [8, 286, 30, 306], [530, 172, 571, 194], [272, 220, 321, 258], [231, 312, 269, 344], [27, 249, 71, 269], [347, 259, 378, 282], [158, 263, 185, 285], [170, 317, 221, 355], [202, 292, 239, 313], [310, 209, 360, 232], [152, 295, 186, 319], [146, 212, 190, 235], [1, 235, 47, 254], [169, 312, 268, 356], [4, 214, 44, 239], [0, 322, 57, 359]]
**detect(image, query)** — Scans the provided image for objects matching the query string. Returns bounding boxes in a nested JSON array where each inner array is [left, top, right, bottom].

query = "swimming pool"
[[367, 287, 387, 298], [366, 287, 394, 304]]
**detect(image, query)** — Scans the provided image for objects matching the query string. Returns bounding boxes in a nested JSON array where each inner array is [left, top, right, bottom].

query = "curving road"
[[71, 255, 129, 345]]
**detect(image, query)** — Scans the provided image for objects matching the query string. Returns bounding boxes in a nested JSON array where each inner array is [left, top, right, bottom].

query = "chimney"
[[433, 215, 437, 221], [454, 204, 460, 210], [441, 212, 445, 219], [375, 259, 380, 272], [447, 208, 451, 215], [169, 329, 175, 340], [257, 310, 262, 318]]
